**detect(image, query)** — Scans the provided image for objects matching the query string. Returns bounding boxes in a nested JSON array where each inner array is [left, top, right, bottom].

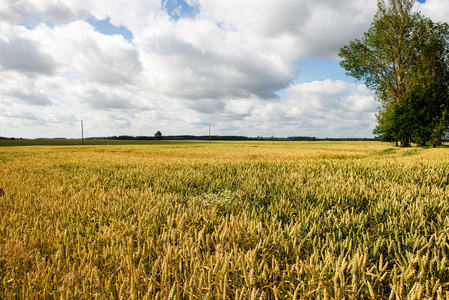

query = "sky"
[[1, 0, 447, 139]]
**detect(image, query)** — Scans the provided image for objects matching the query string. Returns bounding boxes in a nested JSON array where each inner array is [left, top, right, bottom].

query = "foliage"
[[373, 89, 441, 146], [154, 131, 162, 139], [339, 0, 449, 147], [1, 141, 449, 299]]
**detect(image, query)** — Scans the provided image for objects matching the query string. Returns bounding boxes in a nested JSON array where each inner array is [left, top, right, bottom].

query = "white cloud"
[[136, 16, 298, 100], [89, 0, 161, 33], [0, 0, 387, 138], [6, 89, 53, 106], [418, 0, 449, 23], [235, 80, 378, 138], [32, 21, 143, 87], [0, 71, 52, 105], [192, 0, 377, 58], [0, 96, 80, 138], [0, 23, 56, 75], [0, 0, 89, 25]]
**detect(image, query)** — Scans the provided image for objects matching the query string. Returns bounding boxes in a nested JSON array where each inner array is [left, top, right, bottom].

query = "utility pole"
[[81, 120, 84, 145], [273, 131, 274, 145], [209, 126, 211, 143]]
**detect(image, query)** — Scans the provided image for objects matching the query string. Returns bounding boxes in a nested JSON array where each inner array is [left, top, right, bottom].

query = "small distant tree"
[[154, 131, 162, 139]]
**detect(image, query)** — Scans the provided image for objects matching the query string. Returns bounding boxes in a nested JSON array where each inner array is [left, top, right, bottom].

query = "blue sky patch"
[[20, 18, 55, 30], [294, 58, 352, 84], [277, 89, 290, 100], [86, 16, 134, 42], [163, 0, 198, 20]]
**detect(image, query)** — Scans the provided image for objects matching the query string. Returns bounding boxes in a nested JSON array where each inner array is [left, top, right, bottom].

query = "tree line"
[[103, 135, 376, 142]]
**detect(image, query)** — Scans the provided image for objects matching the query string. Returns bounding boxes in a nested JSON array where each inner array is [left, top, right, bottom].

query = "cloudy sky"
[[1, 0, 446, 139]]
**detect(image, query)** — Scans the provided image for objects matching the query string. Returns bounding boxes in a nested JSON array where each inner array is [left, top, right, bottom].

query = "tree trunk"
[[400, 138, 411, 147]]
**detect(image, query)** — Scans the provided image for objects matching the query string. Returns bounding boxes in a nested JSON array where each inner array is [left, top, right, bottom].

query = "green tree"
[[373, 90, 434, 146], [339, 0, 449, 146], [154, 131, 162, 139]]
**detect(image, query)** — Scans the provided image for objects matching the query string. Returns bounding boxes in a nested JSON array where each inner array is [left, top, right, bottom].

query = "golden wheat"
[[0, 141, 448, 298]]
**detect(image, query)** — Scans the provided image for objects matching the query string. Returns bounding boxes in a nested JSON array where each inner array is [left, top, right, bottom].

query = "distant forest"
[[99, 135, 377, 142], [1, 135, 377, 141]]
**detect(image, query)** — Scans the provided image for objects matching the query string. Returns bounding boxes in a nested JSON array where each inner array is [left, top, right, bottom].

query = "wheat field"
[[0, 141, 448, 299]]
